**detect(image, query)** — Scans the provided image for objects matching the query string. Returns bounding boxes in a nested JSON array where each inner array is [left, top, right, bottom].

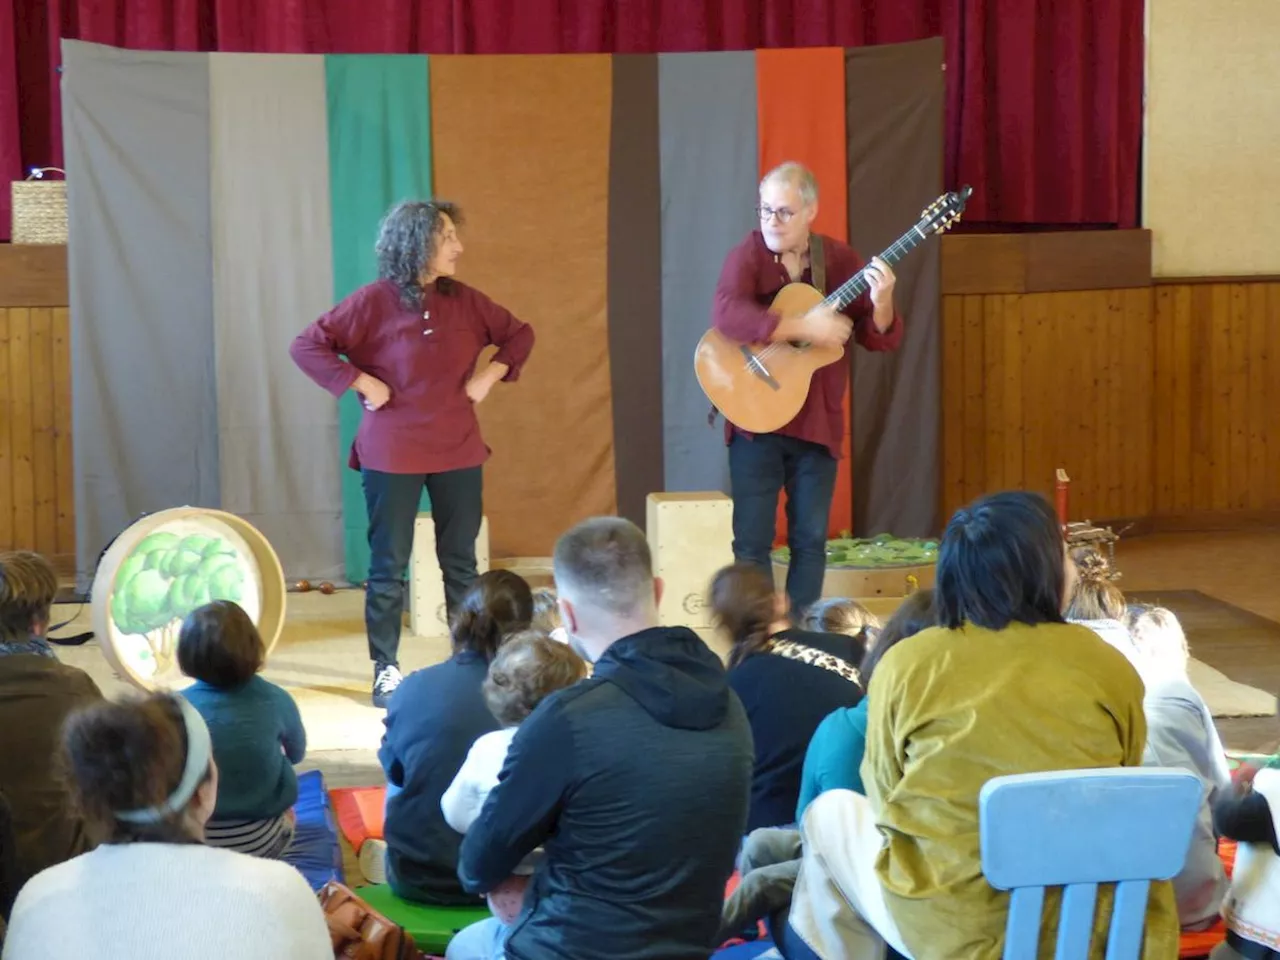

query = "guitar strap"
[[706, 232, 828, 429], [810, 233, 827, 294]]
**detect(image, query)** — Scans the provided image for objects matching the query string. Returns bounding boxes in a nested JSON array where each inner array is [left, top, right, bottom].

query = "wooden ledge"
[[942, 230, 1153, 295], [0, 243, 68, 306]]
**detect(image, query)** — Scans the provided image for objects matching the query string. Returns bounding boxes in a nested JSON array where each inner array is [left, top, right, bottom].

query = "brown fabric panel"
[[430, 55, 616, 557], [607, 56, 663, 530], [846, 38, 946, 537]]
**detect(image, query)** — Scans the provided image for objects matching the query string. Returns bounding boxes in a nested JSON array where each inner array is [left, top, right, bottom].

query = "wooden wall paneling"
[[981, 293, 1004, 507], [999, 294, 1025, 494], [1124, 287, 1155, 518], [1170, 284, 1194, 513], [940, 295, 965, 519], [1214, 287, 1234, 508], [0, 310, 11, 549], [961, 294, 986, 506], [1188, 286, 1214, 512], [1228, 285, 1249, 510], [29, 308, 56, 553], [1246, 284, 1269, 510], [52, 307, 74, 561], [8, 308, 34, 549], [1014, 294, 1043, 510], [1152, 286, 1174, 513], [1267, 285, 1280, 510]]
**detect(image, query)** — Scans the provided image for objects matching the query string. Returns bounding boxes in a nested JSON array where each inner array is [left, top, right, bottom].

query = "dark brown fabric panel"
[[846, 38, 946, 537], [607, 55, 664, 529]]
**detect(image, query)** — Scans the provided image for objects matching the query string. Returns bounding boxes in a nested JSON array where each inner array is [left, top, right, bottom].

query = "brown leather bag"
[[318, 881, 418, 960]]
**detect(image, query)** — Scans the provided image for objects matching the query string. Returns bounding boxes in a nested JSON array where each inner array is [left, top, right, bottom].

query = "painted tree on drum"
[[109, 532, 247, 673]]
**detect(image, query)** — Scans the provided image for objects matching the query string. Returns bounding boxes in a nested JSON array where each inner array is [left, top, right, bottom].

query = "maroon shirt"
[[711, 230, 904, 458], [290, 278, 534, 475]]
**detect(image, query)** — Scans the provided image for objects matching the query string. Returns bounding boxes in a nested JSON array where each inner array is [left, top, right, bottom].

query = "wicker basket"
[[12, 170, 67, 244]]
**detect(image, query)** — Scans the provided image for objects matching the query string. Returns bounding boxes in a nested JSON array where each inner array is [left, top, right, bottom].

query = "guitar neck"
[[823, 223, 931, 312]]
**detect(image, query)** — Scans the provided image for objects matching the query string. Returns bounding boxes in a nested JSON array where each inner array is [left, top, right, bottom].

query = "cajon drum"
[[407, 514, 490, 638], [646, 493, 734, 629]]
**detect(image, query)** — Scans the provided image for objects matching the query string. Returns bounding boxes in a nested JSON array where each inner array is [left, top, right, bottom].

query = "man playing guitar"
[[711, 162, 904, 617]]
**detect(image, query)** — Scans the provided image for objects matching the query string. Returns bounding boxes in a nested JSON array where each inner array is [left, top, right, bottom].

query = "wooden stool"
[[407, 514, 490, 638], [646, 493, 734, 629]]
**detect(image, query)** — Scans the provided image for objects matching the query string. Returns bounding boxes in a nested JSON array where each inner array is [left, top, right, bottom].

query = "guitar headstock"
[[918, 185, 973, 236]]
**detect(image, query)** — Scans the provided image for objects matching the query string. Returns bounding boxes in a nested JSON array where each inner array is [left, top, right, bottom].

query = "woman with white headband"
[[1, 693, 331, 959]]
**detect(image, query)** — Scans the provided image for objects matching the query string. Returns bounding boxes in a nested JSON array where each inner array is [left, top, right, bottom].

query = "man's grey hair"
[[553, 517, 653, 616], [760, 162, 819, 206]]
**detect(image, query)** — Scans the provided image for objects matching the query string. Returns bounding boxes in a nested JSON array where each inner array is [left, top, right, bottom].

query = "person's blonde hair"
[[0, 550, 58, 641], [531, 588, 562, 634], [802, 597, 881, 637], [1125, 604, 1191, 675], [483, 630, 588, 727], [1065, 547, 1126, 621]]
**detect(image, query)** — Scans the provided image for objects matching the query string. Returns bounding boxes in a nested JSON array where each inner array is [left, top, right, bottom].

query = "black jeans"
[[362, 466, 483, 668], [729, 433, 837, 617]]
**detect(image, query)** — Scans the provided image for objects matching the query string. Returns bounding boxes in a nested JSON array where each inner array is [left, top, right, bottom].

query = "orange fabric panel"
[[755, 47, 852, 543], [430, 55, 617, 556]]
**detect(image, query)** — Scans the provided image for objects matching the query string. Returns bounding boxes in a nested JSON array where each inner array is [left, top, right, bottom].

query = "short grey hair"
[[553, 517, 653, 616], [760, 162, 819, 206]]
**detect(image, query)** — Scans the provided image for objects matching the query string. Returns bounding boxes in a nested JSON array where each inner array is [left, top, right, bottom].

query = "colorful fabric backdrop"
[[62, 38, 943, 586]]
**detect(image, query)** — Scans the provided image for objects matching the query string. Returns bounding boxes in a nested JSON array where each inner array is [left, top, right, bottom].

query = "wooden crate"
[[407, 514, 490, 638], [646, 492, 734, 629]]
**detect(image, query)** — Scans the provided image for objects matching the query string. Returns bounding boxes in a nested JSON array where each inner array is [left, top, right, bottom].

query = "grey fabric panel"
[[846, 39, 946, 538], [209, 54, 343, 582], [657, 52, 759, 495], [62, 40, 218, 588]]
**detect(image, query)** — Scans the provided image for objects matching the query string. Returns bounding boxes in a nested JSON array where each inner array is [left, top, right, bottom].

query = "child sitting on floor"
[[1213, 696, 1280, 960], [799, 597, 880, 667], [179, 600, 306, 859], [531, 586, 592, 665], [441, 631, 588, 942]]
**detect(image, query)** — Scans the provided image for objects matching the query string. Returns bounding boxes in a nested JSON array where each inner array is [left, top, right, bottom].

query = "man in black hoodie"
[[455, 517, 754, 960]]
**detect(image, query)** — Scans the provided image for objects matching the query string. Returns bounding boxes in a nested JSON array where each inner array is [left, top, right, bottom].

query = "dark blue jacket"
[[459, 626, 753, 960], [379, 651, 497, 905], [727, 628, 865, 831]]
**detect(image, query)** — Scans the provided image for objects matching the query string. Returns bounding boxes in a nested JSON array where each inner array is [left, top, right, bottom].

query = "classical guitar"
[[695, 186, 972, 434]]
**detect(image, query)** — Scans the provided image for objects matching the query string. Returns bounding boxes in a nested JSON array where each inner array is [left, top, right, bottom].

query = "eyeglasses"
[[757, 204, 797, 224]]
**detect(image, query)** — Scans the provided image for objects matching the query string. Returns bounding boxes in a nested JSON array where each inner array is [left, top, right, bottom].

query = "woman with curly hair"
[[291, 200, 535, 707]]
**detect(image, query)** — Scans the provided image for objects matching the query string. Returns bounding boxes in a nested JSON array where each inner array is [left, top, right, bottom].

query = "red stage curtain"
[[4, 0, 1142, 238]]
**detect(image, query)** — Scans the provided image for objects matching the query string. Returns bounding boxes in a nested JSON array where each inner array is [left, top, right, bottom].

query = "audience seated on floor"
[[1, 692, 330, 959], [450, 517, 753, 960], [720, 588, 937, 944], [711, 563, 864, 833], [441, 630, 588, 956], [0, 551, 103, 908], [179, 600, 307, 859], [786, 490, 1179, 960], [378, 570, 533, 906], [1070, 550, 1231, 929]]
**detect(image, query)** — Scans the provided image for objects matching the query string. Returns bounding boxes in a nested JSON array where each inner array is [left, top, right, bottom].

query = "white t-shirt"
[[2, 842, 332, 960]]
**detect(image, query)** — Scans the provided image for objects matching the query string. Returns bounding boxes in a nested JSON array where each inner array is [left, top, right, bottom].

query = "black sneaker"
[[372, 663, 403, 709]]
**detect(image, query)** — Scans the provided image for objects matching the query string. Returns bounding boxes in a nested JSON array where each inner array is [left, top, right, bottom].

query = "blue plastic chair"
[[979, 767, 1202, 960]]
